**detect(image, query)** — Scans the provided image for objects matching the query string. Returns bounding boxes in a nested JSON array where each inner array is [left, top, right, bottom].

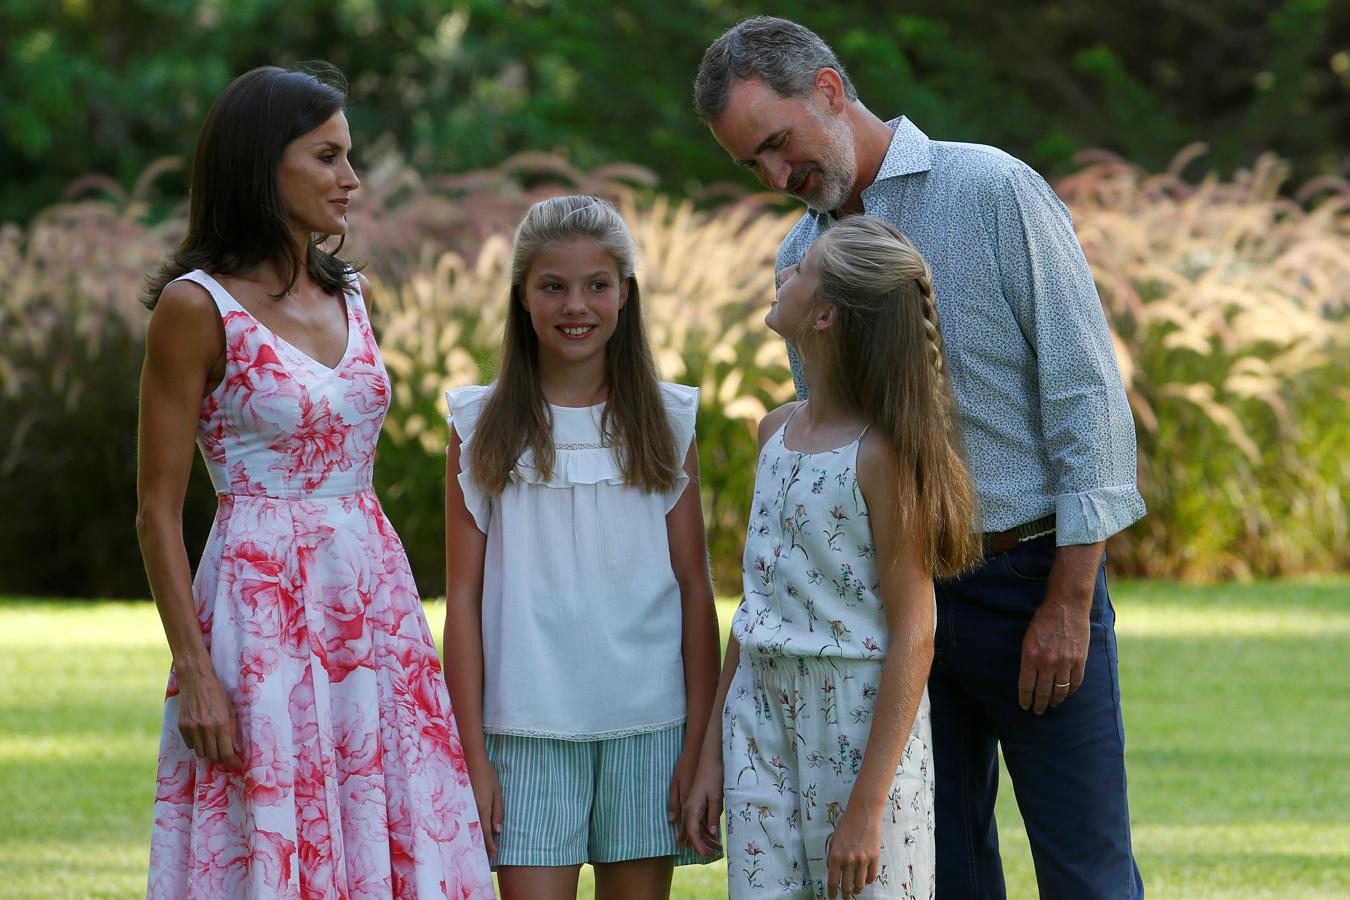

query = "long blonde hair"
[[469, 195, 681, 494], [812, 216, 982, 577]]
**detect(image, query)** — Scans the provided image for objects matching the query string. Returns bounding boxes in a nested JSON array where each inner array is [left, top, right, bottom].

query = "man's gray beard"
[[803, 168, 854, 213], [801, 118, 857, 213]]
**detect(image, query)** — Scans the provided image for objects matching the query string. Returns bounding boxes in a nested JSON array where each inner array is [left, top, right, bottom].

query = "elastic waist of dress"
[[745, 649, 883, 677], [219, 486, 374, 502]]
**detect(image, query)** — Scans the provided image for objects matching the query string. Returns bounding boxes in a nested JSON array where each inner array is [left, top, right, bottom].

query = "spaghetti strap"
[[780, 399, 808, 437], [780, 401, 870, 453]]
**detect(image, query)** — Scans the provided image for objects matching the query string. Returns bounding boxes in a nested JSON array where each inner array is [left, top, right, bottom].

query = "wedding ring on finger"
[[1053, 681, 1071, 690]]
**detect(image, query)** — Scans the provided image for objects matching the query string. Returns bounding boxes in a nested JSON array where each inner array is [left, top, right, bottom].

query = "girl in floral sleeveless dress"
[[682, 217, 982, 899], [136, 66, 493, 898]]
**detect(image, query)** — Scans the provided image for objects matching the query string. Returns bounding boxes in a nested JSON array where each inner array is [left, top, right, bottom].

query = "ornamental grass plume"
[[3, 149, 1346, 595], [1058, 147, 1350, 580]]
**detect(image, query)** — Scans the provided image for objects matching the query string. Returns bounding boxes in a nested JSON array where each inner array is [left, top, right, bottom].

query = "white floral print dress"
[[146, 271, 494, 899], [725, 414, 935, 899]]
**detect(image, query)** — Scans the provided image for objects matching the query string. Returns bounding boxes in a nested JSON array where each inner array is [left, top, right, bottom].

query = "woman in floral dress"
[[682, 218, 982, 899], [135, 65, 493, 898]]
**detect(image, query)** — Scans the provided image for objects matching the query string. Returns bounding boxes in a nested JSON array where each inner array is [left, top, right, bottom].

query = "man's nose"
[[763, 159, 792, 192]]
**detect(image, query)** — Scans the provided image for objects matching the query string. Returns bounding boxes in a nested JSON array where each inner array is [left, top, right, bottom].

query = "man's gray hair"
[[693, 16, 858, 123]]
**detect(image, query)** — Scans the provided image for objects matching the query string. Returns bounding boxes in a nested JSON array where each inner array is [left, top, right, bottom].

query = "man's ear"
[[815, 67, 848, 114]]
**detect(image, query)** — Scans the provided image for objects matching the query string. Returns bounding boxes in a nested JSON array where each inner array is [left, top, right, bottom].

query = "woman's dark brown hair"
[[143, 64, 355, 308]]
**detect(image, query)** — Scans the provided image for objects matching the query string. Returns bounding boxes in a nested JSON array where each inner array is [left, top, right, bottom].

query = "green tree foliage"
[[3, 1, 1347, 223]]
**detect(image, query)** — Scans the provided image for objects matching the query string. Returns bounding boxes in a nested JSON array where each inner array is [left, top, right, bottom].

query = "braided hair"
[[810, 216, 981, 577]]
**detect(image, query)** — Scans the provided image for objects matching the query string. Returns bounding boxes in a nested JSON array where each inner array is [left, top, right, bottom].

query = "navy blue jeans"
[[931, 535, 1143, 899]]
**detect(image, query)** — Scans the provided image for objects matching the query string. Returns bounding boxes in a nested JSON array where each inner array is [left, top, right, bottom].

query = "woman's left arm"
[[826, 432, 936, 899], [665, 439, 722, 832]]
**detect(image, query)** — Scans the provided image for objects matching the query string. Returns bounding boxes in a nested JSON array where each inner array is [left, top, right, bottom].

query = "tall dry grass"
[[1, 151, 1345, 595], [1060, 148, 1350, 579]]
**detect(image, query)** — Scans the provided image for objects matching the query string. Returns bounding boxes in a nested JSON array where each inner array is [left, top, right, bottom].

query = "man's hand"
[[1018, 541, 1102, 714]]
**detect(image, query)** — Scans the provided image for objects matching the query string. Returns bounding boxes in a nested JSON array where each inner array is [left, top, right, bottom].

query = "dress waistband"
[[220, 486, 374, 502], [745, 650, 884, 673]]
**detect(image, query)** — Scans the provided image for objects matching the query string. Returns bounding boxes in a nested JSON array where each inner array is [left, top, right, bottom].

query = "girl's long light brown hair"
[[469, 195, 681, 494], [812, 216, 982, 578]]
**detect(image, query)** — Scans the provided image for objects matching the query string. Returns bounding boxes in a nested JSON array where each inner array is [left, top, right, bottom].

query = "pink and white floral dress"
[[146, 270, 494, 900]]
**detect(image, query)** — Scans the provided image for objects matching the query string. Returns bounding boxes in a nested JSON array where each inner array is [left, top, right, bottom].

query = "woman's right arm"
[[441, 430, 501, 856], [135, 281, 242, 770]]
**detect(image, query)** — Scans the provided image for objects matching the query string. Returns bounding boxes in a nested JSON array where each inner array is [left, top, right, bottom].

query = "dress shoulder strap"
[[341, 270, 366, 322], [775, 400, 808, 449], [167, 270, 242, 316]]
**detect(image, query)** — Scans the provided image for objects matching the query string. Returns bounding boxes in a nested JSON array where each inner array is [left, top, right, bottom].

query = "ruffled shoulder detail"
[[659, 382, 700, 459], [445, 384, 494, 443], [659, 382, 700, 511], [445, 384, 496, 532]]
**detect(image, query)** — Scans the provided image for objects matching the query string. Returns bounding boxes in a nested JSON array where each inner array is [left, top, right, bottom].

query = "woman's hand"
[[175, 663, 243, 770], [826, 801, 882, 899], [466, 755, 504, 858], [677, 749, 724, 858]]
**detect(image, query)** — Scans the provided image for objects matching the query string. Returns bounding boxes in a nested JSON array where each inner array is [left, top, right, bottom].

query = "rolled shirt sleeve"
[[993, 164, 1146, 544]]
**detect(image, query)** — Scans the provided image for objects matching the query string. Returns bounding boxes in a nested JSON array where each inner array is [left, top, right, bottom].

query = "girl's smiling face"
[[522, 238, 629, 370]]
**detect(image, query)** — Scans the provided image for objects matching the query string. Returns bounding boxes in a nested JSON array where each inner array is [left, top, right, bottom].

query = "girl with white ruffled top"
[[441, 195, 723, 900]]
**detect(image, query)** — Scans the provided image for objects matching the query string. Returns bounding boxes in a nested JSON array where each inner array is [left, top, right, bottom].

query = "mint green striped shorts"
[[485, 724, 719, 868]]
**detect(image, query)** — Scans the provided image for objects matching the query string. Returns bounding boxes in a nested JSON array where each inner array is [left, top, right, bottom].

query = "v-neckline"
[[201, 271, 355, 374]]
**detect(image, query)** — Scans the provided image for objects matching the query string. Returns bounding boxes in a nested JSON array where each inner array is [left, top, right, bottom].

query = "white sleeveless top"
[[446, 382, 700, 739]]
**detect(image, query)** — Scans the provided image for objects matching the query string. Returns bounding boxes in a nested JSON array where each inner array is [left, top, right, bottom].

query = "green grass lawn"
[[2, 581, 1348, 898]]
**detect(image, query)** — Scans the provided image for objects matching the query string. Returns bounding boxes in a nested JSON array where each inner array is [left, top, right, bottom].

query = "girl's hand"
[[466, 756, 504, 858], [826, 802, 882, 899], [677, 752, 724, 857], [668, 745, 699, 839], [175, 664, 243, 770]]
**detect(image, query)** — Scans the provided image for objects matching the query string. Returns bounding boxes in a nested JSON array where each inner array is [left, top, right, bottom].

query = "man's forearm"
[[1045, 541, 1104, 611]]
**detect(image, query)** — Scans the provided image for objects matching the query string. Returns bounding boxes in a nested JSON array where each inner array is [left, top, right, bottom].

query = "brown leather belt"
[[982, 514, 1056, 555]]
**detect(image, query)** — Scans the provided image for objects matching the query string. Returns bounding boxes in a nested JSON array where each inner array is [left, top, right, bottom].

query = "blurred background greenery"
[[5, 0, 1348, 223], [1, 0, 1347, 598]]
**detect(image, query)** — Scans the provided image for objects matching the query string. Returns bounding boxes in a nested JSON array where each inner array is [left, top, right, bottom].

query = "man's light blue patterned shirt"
[[779, 118, 1145, 545]]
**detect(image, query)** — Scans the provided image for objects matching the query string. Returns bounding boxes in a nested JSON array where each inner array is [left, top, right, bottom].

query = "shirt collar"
[[868, 116, 932, 186]]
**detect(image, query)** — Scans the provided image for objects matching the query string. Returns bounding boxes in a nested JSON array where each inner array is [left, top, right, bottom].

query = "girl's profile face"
[[767, 242, 822, 339], [522, 238, 629, 370], [276, 111, 360, 239]]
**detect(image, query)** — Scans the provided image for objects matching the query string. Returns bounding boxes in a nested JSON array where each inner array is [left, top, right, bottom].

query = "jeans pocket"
[[1000, 538, 1055, 583]]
